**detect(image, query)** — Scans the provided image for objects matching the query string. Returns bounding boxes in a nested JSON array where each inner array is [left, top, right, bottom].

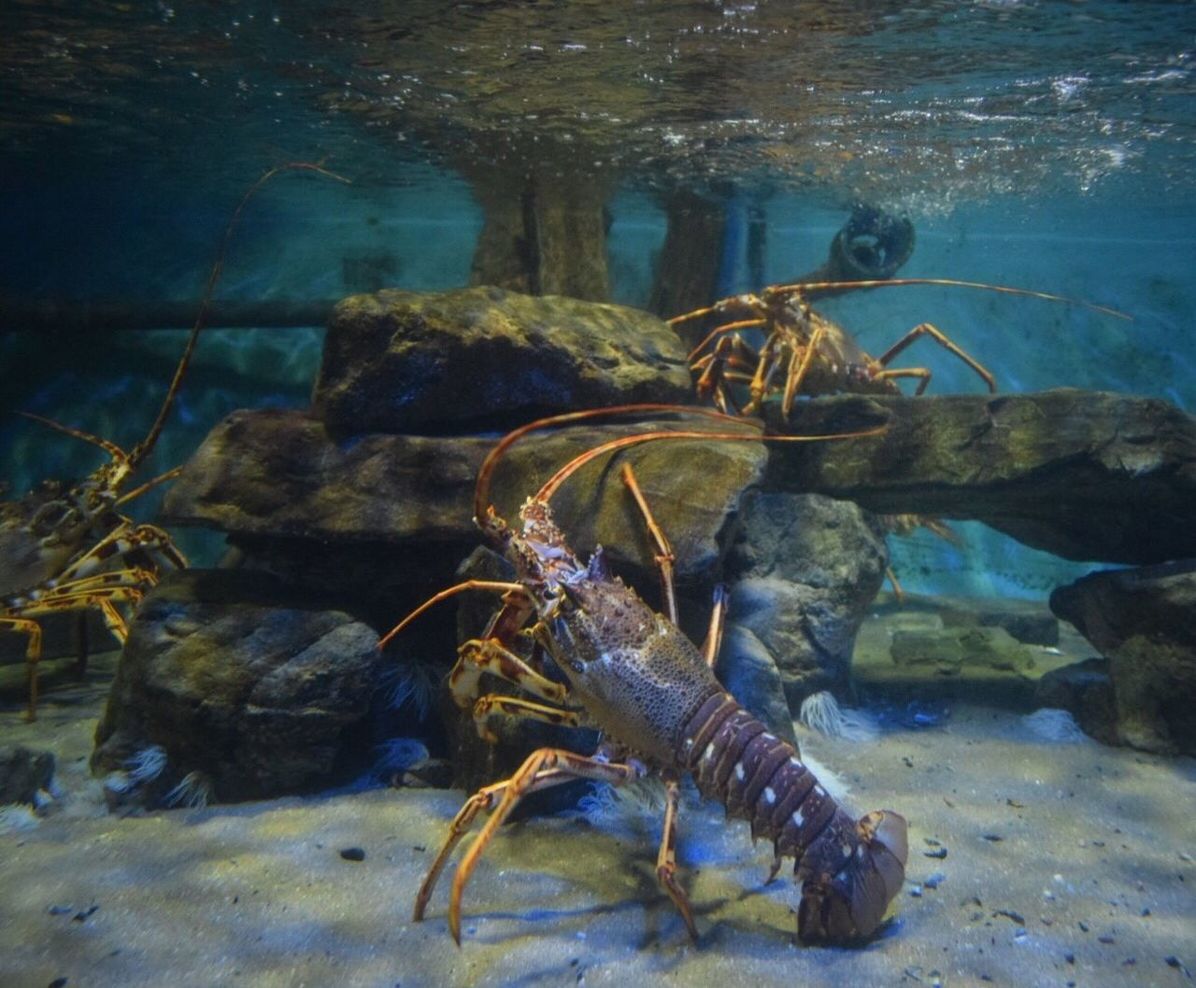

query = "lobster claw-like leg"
[[413, 748, 644, 944]]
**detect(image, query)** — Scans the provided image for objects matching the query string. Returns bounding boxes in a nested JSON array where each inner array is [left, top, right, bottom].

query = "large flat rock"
[[162, 407, 766, 584], [91, 570, 384, 802], [312, 286, 692, 434], [767, 389, 1196, 564]]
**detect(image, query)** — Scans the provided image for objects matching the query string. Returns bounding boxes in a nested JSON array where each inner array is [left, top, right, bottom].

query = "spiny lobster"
[[670, 277, 1131, 417], [672, 277, 1132, 599], [380, 404, 908, 945], [0, 162, 347, 719]]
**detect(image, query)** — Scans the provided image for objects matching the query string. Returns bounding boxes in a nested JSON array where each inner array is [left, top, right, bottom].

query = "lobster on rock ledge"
[[380, 404, 908, 945]]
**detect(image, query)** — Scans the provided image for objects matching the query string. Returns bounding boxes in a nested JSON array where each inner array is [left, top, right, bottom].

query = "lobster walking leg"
[[618, 462, 729, 672], [700, 585, 729, 671], [782, 323, 829, 416], [413, 766, 577, 923], [470, 694, 582, 743], [873, 321, 996, 394], [0, 617, 42, 717], [618, 463, 678, 625], [655, 774, 699, 940], [5, 570, 150, 719], [413, 747, 644, 943]]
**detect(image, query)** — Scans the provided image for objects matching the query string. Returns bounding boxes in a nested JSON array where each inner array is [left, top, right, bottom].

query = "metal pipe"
[[0, 298, 339, 334]]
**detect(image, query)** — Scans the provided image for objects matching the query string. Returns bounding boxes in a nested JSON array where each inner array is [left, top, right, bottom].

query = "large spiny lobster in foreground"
[[380, 404, 908, 945], [0, 162, 346, 719]]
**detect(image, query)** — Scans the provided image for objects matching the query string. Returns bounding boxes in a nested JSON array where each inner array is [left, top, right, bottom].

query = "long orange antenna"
[[128, 161, 351, 469], [772, 277, 1133, 321], [473, 403, 746, 523], [377, 579, 526, 649], [534, 421, 889, 505]]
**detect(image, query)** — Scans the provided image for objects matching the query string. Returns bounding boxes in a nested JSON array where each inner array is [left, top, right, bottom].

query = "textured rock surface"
[[1050, 560, 1196, 754], [940, 598, 1059, 646], [0, 744, 54, 805], [92, 570, 384, 802], [312, 286, 692, 434], [1033, 658, 1118, 746], [723, 491, 888, 704], [767, 389, 1196, 564], [889, 626, 1038, 675], [715, 624, 799, 746], [162, 407, 766, 586]]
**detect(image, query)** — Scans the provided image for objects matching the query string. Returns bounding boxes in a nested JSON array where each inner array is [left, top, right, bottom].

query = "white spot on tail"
[[792, 808, 805, 827], [764, 787, 776, 804], [734, 762, 745, 781]]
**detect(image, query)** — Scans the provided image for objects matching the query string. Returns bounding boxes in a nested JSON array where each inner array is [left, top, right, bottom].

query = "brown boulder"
[[91, 570, 384, 803], [1050, 560, 1196, 754], [311, 286, 692, 434]]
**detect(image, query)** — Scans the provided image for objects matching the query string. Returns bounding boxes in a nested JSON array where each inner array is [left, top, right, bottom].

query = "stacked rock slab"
[[765, 391, 1196, 746], [765, 390, 1196, 565]]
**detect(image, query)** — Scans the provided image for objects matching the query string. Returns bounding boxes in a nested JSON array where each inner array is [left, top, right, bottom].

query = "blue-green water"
[[2, 0, 1194, 595], [3, 8, 1196, 987]]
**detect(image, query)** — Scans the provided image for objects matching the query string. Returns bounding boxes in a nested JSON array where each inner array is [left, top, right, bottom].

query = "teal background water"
[[1, 0, 1193, 597]]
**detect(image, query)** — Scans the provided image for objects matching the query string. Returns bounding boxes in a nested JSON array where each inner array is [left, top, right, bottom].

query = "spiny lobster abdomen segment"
[[681, 694, 849, 871], [678, 693, 907, 941]]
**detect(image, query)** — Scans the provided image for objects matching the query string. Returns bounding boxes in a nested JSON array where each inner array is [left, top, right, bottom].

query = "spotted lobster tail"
[[679, 692, 908, 942]]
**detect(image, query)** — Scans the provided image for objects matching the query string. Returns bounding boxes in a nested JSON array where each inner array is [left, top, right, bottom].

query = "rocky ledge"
[[767, 389, 1196, 565]]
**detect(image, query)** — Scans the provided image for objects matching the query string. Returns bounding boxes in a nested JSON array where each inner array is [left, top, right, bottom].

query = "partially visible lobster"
[[670, 277, 1131, 417], [0, 162, 347, 718], [672, 278, 1131, 599], [381, 404, 907, 945]]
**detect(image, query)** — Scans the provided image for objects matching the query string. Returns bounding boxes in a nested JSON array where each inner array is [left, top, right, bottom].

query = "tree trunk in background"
[[648, 189, 726, 331], [467, 165, 611, 302]]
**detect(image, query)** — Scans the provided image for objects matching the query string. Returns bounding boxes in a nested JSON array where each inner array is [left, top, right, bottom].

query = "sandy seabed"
[[1, 642, 1194, 988]]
